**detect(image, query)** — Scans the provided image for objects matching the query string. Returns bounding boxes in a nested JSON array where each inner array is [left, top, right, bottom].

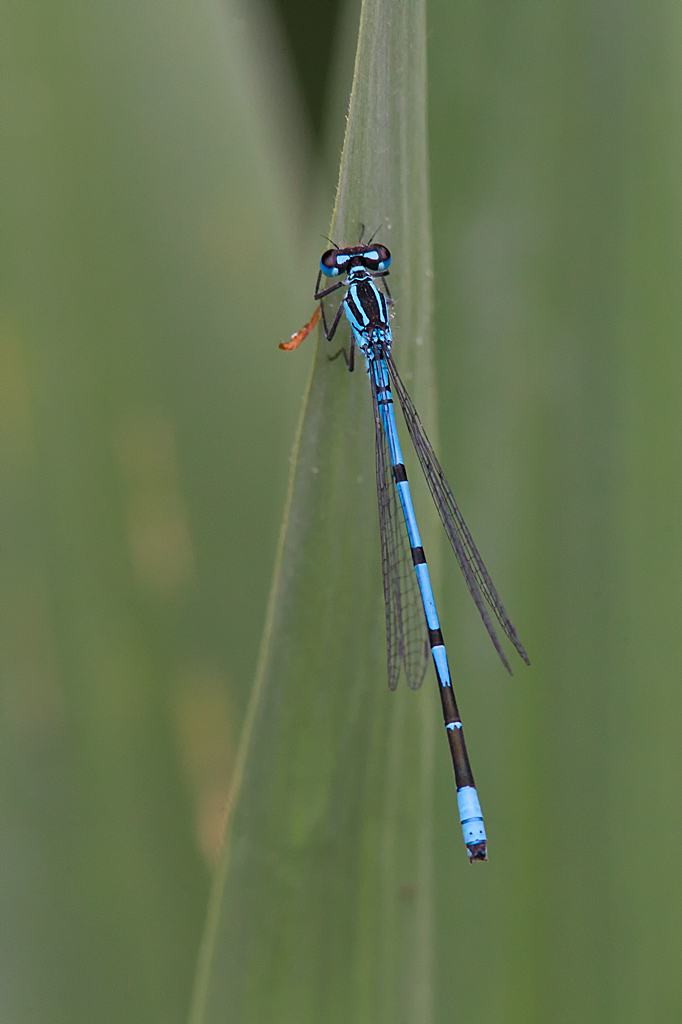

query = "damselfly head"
[[320, 243, 392, 277]]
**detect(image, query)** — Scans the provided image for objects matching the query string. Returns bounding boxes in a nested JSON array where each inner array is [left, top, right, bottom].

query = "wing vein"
[[385, 354, 529, 672], [370, 363, 430, 689]]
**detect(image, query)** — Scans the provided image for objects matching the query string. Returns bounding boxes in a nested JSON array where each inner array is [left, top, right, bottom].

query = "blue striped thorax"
[[319, 243, 393, 359], [343, 267, 392, 358]]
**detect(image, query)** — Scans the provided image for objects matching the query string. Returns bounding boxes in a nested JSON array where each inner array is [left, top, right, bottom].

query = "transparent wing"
[[370, 368, 430, 690], [385, 353, 529, 674]]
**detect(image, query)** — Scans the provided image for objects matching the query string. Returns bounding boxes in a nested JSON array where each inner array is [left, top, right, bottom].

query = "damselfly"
[[281, 235, 529, 861]]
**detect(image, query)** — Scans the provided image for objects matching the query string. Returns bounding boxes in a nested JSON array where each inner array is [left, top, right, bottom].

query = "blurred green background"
[[2, 0, 682, 1022]]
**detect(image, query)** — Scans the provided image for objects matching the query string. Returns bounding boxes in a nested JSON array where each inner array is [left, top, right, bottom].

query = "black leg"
[[328, 347, 348, 365], [321, 297, 345, 340], [328, 335, 356, 371], [314, 274, 346, 301]]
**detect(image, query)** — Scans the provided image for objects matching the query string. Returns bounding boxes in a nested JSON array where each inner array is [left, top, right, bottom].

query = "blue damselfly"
[[281, 235, 529, 861]]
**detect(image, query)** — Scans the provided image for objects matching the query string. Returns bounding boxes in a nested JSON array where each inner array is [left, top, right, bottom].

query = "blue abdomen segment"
[[457, 786, 487, 847], [430, 643, 451, 688]]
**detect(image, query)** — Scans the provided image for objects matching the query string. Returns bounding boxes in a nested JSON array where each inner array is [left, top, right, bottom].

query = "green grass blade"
[[190, 1, 441, 1021]]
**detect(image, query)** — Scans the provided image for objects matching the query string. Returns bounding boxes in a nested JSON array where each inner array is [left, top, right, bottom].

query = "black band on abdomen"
[[428, 626, 444, 648], [411, 546, 426, 565]]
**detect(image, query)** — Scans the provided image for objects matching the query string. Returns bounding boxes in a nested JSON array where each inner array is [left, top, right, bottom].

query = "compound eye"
[[362, 244, 392, 272], [373, 244, 391, 271], [320, 249, 342, 277]]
